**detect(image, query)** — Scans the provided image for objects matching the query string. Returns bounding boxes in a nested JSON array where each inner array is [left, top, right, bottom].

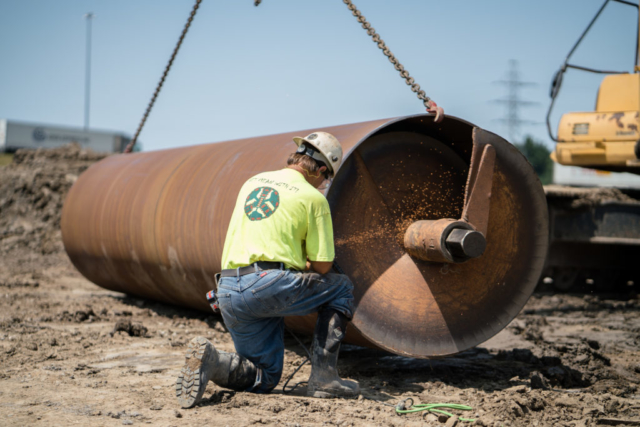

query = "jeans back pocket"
[[249, 270, 293, 313]]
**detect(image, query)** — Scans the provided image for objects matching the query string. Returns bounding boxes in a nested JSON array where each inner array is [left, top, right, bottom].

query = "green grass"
[[0, 153, 13, 167]]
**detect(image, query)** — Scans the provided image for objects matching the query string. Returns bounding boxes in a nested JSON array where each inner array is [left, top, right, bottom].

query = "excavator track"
[[542, 185, 640, 291]]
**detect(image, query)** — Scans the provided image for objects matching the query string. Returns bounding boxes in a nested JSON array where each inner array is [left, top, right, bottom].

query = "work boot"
[[307, 309, 360, 398], [176, 336, 259, 408]]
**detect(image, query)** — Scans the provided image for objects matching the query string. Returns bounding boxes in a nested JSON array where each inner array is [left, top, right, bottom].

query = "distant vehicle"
[[0, 119, 133, 153]]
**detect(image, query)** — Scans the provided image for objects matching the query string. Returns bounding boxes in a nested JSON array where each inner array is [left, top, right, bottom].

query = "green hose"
[[395, 399, 476, 422]]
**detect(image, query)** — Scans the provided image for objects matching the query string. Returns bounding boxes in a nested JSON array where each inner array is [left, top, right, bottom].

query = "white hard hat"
[[292, 131, 343, 176]]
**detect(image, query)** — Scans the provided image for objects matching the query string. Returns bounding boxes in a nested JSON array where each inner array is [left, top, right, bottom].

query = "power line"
[[491, 59, 539, 143]]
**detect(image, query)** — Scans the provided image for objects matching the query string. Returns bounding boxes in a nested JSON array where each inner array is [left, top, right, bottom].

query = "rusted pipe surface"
[[61, 114, 548, 357]]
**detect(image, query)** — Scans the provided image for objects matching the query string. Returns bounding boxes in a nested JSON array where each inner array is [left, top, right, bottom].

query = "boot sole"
[[307, 386, 360, 399], [176, 337, 213, 408]]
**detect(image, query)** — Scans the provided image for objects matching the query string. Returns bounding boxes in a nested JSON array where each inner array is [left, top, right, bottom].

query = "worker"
[[176, 131, 359, 408]]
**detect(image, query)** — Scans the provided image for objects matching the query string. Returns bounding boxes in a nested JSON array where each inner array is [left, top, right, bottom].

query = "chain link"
[[342, 0, 432, 109], [124, 0, 203, 153]]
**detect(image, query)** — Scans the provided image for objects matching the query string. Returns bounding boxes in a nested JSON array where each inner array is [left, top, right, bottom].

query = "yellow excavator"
[[552, 72, 639, 170], [544, 0, 640, 290], [548, 0, 640, 172]]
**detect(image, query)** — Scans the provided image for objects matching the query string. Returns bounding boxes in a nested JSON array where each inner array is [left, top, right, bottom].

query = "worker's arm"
[[309, 260, 332, 275], [306, 197, 335, 275]]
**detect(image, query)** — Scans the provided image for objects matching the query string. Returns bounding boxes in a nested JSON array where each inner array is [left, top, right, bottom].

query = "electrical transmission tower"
[[492, 60, 539, 143]]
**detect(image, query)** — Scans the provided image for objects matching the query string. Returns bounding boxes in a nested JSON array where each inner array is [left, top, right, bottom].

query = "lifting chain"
[[124, 0, 203, 153], [341, 0, 441, 119], [126, 0, 442, 154], [255, 0, 441, 117]]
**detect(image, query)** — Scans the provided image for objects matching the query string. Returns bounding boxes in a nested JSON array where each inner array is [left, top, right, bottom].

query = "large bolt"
[[445, 228, 486, 259], [404, 219, 487, 263], [405, 219, 486, 263]]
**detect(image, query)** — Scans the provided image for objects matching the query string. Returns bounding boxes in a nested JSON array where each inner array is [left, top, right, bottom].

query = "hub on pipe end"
[[404, 219, 487, 263]]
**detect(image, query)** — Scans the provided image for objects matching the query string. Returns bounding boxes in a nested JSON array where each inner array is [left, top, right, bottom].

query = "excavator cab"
[[547, 0, 640, 174], [553, 73, 640, 169]]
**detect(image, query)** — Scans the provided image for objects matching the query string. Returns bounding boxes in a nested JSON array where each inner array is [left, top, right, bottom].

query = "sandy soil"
[[1, 145, 639, 426]]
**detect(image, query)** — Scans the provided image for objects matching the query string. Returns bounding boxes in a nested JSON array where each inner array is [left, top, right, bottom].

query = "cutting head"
[[325, 117, 548, 357]]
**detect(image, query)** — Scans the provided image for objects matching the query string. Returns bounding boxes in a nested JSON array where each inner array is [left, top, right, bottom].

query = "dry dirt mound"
[[0, 143, 106, 257], [0, 143, 107, 286]]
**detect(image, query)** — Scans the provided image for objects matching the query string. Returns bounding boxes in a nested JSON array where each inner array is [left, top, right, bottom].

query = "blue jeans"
[[217, 269, 354, 393]]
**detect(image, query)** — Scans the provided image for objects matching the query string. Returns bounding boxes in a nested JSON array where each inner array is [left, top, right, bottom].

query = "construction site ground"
[[1, 145, 639, 427]]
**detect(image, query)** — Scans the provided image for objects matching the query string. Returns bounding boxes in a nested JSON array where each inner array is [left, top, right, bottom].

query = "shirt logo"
[[244, 186, 280, 221]]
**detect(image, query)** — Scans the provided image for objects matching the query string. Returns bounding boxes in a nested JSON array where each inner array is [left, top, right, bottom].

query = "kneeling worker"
[[176, 131, 359, 408]]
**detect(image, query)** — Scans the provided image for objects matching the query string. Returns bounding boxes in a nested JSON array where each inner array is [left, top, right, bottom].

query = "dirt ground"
[[1, 145, 639, 427]]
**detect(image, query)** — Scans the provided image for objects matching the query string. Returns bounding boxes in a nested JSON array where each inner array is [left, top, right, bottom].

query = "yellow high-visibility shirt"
[[221, 168, 335, 271]]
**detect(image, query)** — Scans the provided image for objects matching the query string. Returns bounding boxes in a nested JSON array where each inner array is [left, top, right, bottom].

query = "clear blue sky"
[[0, 0, 637, 151]]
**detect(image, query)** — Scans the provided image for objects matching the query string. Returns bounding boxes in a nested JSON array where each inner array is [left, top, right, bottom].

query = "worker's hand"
[[426, 100, 444, 123], [309, 260, 332, 275], [305, 260, 311, 271]]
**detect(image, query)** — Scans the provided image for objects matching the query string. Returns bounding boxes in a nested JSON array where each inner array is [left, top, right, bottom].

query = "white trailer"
[[0, 119, 132, 153], [553, 162, 640, 190]]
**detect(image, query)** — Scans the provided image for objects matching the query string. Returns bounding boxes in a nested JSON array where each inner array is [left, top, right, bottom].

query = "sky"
[[0, 0, 637, 151]]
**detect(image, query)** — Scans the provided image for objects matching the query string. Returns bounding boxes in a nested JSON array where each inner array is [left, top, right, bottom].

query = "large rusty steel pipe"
[[61, 115, 548, 358]]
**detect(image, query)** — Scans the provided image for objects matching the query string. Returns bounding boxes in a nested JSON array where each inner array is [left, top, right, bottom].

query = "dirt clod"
[[111, 319, 148, 337], [530, 371, 549, 389], [424, 413, 438, 423], [445, 415, 459, 426]]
